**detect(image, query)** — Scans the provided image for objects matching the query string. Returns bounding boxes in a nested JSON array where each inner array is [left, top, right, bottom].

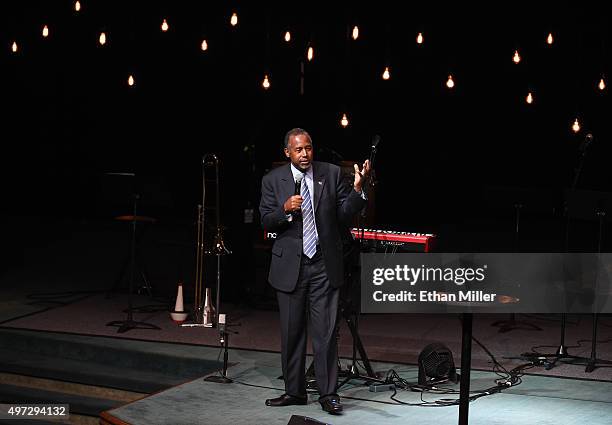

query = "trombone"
[[187, 154, 231, 327]]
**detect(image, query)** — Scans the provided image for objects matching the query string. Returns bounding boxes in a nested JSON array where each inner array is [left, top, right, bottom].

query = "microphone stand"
[[205, 314, 233, 383], [304, 141, 383, 390], [336, 137, 386, 390], [580, 210, 612, 372], [522, 133, 606, 371]]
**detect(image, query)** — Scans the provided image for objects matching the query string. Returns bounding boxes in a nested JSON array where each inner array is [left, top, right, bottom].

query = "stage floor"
[[1, 217, 612, 423], [3, 292, 612, 382], [100, 347, 612, 425]]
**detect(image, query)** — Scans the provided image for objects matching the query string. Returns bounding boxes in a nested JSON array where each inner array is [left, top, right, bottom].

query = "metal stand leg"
[[459, 313, 473, 425]]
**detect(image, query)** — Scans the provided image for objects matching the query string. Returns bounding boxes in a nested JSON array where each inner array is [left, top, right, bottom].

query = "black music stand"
[[485, 186, 550, 332], [520, 136, 594, 366], [102, 172, 154, 298], [104, 172, 160, 334], [110, 214, 155, 298], [535, 189, 612, 372]]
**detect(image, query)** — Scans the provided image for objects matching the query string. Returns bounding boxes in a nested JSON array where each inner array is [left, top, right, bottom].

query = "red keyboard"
[[350, 228, 436, 252]]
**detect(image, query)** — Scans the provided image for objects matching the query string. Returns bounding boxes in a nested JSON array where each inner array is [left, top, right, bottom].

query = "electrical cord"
[[209, 320, 541, 407], [382, 334, 536, 407]]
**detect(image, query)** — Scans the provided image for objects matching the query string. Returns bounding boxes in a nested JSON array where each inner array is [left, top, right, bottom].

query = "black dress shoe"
[[320, 396, 343, 415], [265, 394, 308, 407]]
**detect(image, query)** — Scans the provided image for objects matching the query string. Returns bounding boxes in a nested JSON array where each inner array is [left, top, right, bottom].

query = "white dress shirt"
[[289, 164, 319, 244]]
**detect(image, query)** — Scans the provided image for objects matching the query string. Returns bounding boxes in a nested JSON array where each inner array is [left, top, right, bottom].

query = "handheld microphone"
[[369, 135, 381, 168], [579, 133, 593, 152], [294, 173, 303, 196], [368, 135, 381, 186], [292, 174, 303, 218], [203, 154, 218, 165]]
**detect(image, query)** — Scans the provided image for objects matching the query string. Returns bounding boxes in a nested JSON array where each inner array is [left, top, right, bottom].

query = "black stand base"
[[568, 357, 612, 373], [336, 311, 386, 390], [205, 331, 232, 384], [106, 319, 161, 334], [527, 353, 612, 372], [123, 304, 169, 314], [337, 367, 385, 389], [521, 313, 612, 373], [491, 314, 542, 333], [204, 375, 233, 384]]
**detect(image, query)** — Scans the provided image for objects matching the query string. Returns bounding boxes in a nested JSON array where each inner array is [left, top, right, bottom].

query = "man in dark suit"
[[259, 128, 370, 415]]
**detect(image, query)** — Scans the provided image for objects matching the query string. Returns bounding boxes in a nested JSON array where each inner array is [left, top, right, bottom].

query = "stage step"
[[0, 328, 222, 422], [0, 328, 218, 380], [0, 383, 120, 418], [0, 347, 190, 393]]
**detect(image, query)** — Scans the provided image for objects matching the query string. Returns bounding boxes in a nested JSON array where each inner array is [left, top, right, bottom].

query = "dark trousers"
[[276, 248, 339, 400]]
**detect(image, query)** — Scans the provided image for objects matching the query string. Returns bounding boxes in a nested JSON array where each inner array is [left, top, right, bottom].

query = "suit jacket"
[[259, 161, 365, 292]]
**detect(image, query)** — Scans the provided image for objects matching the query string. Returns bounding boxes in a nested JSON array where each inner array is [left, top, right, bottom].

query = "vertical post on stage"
[[459, 313, 473, 425]]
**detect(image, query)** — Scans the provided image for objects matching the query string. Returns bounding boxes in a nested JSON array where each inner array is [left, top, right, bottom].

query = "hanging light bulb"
[[547, 33, 554, 45], [341, 113, 349, 127], [513, 50, 521, 64], [382, 66, 390, 80], [262, 74, 270, 90], [201, 39, 208, 51], [230, 12, 238, 27], [598, 77, 606, 91], [352, 25, 359, 40], [74, 1, 81, 12], [42, 25, 49, 38], [416, 32, 424, 44], [307, 45, 314, 61], [284, 31, 291, 42], [572, 118, 580, 133], [128, 75, 135, 87], [446, 74, 455, 89], [161, 19, 169, 32], [526, 92, 534, 104], [99, 32, 106, 46], [11, 41, 18, 53]]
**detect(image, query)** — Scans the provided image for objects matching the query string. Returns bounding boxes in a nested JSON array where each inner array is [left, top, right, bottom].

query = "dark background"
[[1, 1, 611, 301]]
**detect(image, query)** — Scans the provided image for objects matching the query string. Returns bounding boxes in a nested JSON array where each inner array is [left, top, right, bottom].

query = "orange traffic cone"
[[170, 282, 188, 324]]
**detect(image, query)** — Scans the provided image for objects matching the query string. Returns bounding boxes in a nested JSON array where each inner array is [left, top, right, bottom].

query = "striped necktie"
[[301, 176, 317, 258]]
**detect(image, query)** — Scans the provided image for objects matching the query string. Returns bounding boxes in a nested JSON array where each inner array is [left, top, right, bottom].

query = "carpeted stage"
[[1, 291, 612, 424], [2, 292, 612, 382], [100, 349, 612, 425], [1, 218, 612, 424]]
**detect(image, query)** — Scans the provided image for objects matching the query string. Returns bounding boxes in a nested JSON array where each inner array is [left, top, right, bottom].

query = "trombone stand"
[[107, 194, 160, 334], [207, 226, 232, 328], [181, 228, 232, 330]]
